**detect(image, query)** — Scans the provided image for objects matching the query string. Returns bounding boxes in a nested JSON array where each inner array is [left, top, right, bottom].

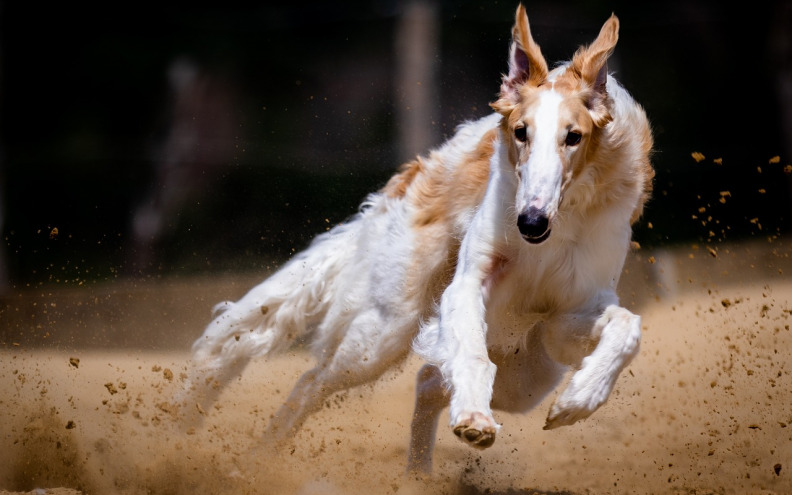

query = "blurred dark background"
[[1, 1, 790, 289]]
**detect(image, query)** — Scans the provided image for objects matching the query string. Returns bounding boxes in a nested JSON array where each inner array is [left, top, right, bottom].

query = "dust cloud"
[[2, 239, 792, 494]]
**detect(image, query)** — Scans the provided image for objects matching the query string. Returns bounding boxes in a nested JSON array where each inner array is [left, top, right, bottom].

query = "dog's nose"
[[517, 207, 551, 243]]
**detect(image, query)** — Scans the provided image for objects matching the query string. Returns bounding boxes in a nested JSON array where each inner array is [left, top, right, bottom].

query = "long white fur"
[[176, 5, 653, 475]]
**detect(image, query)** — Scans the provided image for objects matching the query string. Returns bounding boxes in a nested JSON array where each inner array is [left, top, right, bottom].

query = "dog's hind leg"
[[407, 363, 448, 474], [174, 221, 359, 427], [264, 310, 417, 444], [178, 352, 253, 427], [175, 287, 319, 426]]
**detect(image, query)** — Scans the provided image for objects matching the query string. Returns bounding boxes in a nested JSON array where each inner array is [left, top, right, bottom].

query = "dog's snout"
[[517, 207, 551, 244]]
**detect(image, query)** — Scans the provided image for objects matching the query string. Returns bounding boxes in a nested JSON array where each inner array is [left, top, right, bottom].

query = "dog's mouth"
[[521, 229, 551, 244]]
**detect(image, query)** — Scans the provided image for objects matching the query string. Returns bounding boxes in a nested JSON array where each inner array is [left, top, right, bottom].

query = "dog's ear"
[[571, 14, 619, 126], [492, 4, 548, 113]]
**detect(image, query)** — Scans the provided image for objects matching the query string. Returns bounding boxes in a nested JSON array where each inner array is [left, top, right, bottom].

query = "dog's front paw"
[[544, 372, 609, 430], [451, 411, 499, 449], [544, 399, 595, 430]]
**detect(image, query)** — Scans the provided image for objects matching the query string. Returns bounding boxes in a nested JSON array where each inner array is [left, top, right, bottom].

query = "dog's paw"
[[168, 388, 209, 432], [451, 411, 499, 449], [543, 374, 609, 430], [544, 400, 594, 430]]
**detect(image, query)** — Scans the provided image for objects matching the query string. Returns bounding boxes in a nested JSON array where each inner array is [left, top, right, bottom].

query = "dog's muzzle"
[[517, 207, 551, 244]]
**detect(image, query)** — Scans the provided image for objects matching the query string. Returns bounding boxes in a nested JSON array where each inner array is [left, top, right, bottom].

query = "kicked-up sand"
[[1, 239, 791, 494]]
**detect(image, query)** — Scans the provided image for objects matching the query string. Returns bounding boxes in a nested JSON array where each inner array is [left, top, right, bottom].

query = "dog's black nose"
[[517, 207, 551, 244]]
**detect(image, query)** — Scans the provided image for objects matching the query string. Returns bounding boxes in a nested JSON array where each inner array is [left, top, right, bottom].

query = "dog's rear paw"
[[169, 389, 209, 432], [451, 411, 499, 449]]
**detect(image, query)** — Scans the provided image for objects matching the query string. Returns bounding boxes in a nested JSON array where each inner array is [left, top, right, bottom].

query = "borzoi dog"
[[176, 4, 654, 474]]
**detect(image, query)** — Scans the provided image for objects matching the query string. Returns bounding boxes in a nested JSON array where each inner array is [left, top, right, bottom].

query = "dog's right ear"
[[493, 4, 548, 113]]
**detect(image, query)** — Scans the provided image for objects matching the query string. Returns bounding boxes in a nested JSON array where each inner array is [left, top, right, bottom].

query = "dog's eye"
[[565, 131, 582, 146], [514, 126, 527, 143]]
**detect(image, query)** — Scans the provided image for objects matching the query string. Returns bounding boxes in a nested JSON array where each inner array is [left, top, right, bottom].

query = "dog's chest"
[[482, 263, 559, 347], [482, 241, 616, 347]]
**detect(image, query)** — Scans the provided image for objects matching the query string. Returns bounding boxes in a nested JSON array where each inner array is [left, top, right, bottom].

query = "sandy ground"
[[1, 238, 792, 495]]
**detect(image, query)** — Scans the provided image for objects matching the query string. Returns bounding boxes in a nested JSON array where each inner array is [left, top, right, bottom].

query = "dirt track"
[[2, 239, 791, 494]]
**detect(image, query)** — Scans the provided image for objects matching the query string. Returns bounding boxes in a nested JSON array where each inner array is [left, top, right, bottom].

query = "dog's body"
[[177, 5, 653, 474]]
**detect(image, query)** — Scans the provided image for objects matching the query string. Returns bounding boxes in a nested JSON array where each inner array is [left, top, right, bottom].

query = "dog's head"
[[491, 5, 619, 244]]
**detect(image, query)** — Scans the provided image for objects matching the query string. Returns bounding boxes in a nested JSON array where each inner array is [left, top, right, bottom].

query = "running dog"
[[176, 4, 654, 474]]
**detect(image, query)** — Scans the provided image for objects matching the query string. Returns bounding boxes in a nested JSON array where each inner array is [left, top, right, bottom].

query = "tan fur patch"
[[407, 128, 496, 229], [400, 129, 498, 313], [383, 158, 425, 199]]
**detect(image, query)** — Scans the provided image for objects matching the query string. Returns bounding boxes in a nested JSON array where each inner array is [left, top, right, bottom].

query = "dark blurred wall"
[[0, 1, 789, 286]]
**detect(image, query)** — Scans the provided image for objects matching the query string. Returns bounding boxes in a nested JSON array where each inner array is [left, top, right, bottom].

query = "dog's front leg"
[[433, 206, 511, 449], [544, 303, 641, 429], [438, 260, 500, 449], [413, 138, 513, 450]]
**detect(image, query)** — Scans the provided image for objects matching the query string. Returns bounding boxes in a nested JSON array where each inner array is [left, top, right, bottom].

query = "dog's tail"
[[175, 216, 361, 422]]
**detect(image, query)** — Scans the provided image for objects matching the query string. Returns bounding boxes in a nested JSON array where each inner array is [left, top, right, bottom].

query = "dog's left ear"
[[492, 4, 548, 113], [572, 14, 619, 126]]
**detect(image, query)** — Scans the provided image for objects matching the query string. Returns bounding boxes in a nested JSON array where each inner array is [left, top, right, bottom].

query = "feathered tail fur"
[[176, 216, 362, 421]]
